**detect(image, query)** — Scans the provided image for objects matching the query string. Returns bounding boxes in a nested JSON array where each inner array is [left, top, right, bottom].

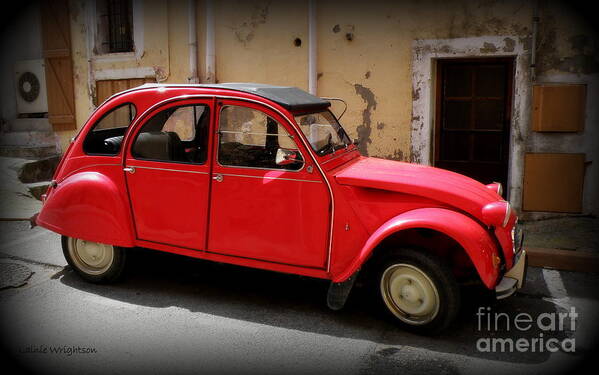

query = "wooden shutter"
[[41, 0, 76, 130], [95, 78, 156, 105], [532, 84, 586, 132], [523, 153, 585, 213]]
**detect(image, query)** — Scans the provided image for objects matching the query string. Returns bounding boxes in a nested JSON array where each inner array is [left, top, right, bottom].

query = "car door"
[[208, 100, 331, 268], [124, 99, 213, 250]]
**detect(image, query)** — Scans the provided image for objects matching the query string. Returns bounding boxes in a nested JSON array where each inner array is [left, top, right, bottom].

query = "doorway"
[[434, 58, 514, 190]]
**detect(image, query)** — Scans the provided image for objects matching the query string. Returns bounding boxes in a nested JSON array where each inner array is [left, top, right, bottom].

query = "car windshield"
[[294, 111, 351, 156]]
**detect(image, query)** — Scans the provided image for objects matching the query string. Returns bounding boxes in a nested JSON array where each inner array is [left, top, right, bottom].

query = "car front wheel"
[[377, 248, 460, 334], [62, 236, 127, 283]]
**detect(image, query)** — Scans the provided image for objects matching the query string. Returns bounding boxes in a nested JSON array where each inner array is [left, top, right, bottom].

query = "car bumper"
[[495, 249, 527, 300]]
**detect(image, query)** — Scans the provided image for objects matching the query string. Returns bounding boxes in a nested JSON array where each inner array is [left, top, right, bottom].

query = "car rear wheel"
[[377, 248, 460, 335], [62, 236, 127, 283]]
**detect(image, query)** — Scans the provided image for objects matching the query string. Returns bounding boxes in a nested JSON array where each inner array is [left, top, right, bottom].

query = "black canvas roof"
[[205, 83, 331, 112], [136, 83, 331, 112]]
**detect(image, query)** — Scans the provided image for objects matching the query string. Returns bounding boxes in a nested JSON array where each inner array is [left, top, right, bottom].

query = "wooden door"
[[435, 58, 514, 189]]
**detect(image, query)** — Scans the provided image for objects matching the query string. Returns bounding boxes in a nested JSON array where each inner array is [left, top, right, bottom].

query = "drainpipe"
[[308, 0, 317, 95], [188, 0, 199, 83], [531, 0, 539, 82], [205, 0, 216, 83]]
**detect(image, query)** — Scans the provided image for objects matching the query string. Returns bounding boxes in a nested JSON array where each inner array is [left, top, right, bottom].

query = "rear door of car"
[[124, 98, 214, 250]]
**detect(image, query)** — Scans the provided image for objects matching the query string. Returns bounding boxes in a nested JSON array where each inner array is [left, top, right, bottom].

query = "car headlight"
[[482, 201, 512, 228]]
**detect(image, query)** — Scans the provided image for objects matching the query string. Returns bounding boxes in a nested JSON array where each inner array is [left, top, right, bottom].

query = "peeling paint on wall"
[[354, 83, 377, 155], [412, 87, 420, 101], [230, 1, 271, 45], [153, 66, 168, 82], [535, 9, 599, 75], [385, 149, 405, 161], [503, 37, 516, 52], [480, 42, 498, 53]]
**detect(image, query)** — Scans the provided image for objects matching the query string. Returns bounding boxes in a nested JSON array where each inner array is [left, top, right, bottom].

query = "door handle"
[[123, 167, 136, 174], [212, 174, 223, 182]]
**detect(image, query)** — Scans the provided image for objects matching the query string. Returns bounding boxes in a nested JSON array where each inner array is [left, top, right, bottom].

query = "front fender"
[[333, 208, 500, 289], [37, 171, 135, 247]]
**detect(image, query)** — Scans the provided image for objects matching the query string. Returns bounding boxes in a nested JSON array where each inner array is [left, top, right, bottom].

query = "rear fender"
[[333, 208, 500, 289], [36, 171, 135, 247]]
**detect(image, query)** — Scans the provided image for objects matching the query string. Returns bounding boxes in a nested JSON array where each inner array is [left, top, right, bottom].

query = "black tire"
[[376, 248, 460, 335], [61, 236, 127, 283]]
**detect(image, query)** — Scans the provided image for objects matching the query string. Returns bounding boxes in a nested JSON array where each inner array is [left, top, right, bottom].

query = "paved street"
[[1, 221, 598, 375]]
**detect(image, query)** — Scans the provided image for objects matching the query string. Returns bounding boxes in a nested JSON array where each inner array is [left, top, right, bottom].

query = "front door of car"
[[124, 99, 213, 250], [208, 100, 331, 268]]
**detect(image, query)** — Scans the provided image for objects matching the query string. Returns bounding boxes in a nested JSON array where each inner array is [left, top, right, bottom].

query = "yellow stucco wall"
[[212, 1, 308, 88], [62, 0, 597, 162], [317, 0, 412, 160], [167, 0, 190, 83]]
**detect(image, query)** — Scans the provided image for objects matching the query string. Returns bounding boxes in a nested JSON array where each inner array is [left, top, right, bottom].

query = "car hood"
[[333, 157, 502, 219]]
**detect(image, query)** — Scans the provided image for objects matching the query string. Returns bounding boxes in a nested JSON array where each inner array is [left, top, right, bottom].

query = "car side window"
[[83, 103, 136, 155], [132, 104, 209, 164], [218, 105, 303, 170]]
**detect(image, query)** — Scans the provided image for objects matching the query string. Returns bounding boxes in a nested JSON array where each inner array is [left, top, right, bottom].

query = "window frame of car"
[[215, 102, 307, 173], [82, 102, 137, 156], [129, 102, 211, 166]]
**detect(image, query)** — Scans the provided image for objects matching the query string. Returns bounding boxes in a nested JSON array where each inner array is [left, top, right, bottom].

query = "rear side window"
[[83, 103, 136, 155], [132, 104, 210, 164]]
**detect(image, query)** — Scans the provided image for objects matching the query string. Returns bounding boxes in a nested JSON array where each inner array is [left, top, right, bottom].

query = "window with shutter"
[[95, 78, 155, 106], [40, 0, 76, 131]]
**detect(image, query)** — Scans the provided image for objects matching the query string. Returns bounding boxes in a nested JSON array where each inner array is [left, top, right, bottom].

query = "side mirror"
[[275, 148, 303, 166]]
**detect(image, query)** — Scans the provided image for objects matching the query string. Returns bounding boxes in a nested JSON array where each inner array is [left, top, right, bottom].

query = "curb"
[[525, 246, 599, 273]]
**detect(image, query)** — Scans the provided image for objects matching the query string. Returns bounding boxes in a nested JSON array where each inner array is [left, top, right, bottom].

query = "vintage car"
[[36, 83, 526, 334]]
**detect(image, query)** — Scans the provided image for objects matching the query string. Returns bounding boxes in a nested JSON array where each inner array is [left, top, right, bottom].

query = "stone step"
[[0, 145, 58, 159], [17, 155, 61, 183], [0, 131, 56, 147], [0, 157, 43, 219], [26, 181, 51, 201], [5, 118, 52, 132], [526, 246, 599, 273]]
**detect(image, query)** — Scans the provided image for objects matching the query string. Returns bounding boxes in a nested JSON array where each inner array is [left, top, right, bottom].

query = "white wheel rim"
[[68, 238, 114, 275], [380, 263, 440, 325]]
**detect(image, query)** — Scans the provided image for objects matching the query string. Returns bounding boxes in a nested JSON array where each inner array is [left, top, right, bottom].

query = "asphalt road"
[[1, 221, 598, 375]]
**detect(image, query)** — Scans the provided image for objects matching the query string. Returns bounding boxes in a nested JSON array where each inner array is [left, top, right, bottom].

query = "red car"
[[36, 83, 526, 334]]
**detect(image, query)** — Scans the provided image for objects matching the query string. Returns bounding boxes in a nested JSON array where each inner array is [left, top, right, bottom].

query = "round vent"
[[18, 71, 40, 103]]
